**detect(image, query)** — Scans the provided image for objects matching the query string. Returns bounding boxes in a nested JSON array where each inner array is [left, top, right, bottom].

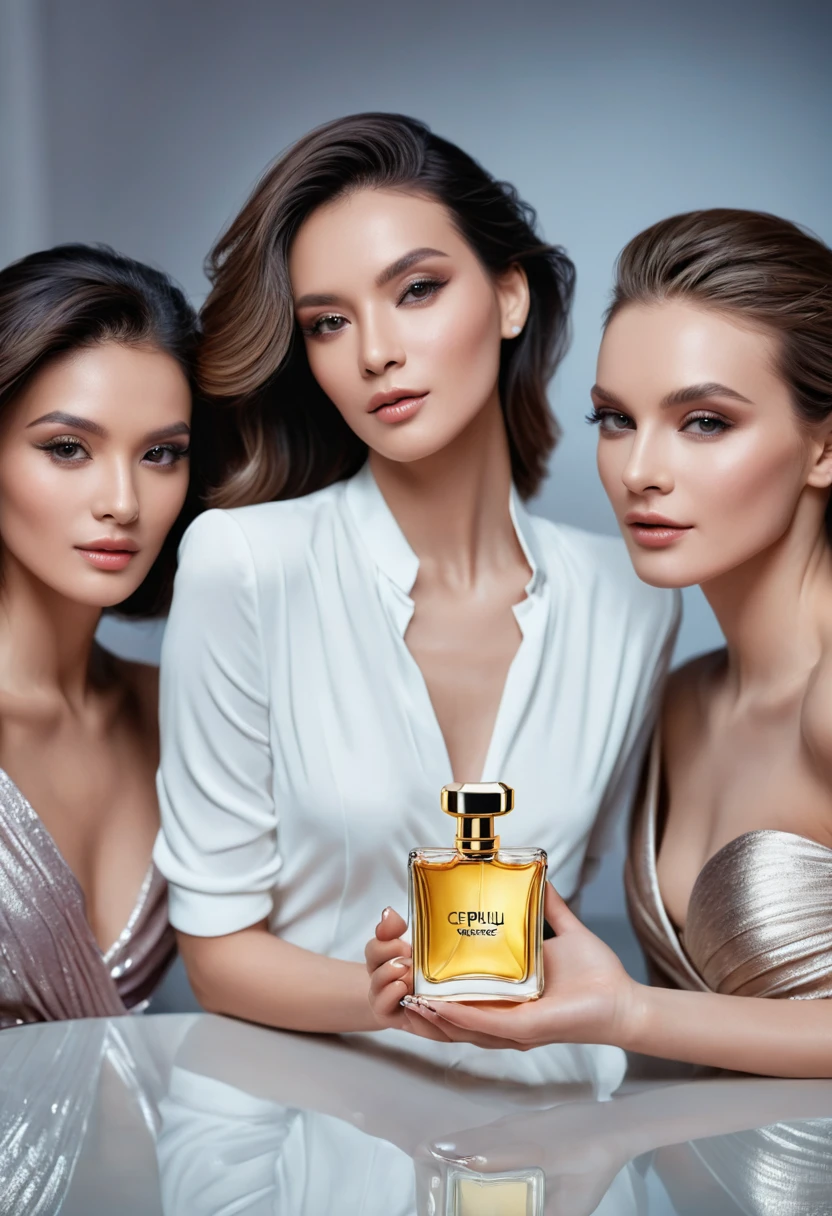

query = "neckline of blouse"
[[343, 460, 546, 600]]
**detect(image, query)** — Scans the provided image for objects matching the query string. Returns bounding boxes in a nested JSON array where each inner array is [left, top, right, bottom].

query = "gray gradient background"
[[1, 0, 830, 933]]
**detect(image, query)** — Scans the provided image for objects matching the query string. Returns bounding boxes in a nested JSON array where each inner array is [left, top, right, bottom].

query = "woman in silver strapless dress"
[[392, 208, 832, 1077], [0, 245, 207, 1028]]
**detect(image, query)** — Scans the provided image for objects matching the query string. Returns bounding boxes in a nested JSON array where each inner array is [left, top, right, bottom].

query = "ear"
[[806, 424, 832, 490], [496, 264, 530, 340]]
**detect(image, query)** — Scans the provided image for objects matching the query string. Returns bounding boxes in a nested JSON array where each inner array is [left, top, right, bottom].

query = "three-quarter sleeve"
[[153, 509, 279, 936]]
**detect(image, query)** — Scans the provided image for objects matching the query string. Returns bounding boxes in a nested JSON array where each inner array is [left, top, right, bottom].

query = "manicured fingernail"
[[400, 995, 417, 1007], [390, 958, 408, 970], [381, 907, 392, 920]]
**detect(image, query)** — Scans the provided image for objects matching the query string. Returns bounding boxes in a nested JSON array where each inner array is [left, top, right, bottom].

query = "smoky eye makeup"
[[36, 435, 90, 463], [396, 276, 448, 306], [586, 403, 735, 439], [141, 442, 190, 466], [299, 273, 450, 336], [35, 435, 191, 468], [679, 410, 733, 437], [299, 313, 347, 339]]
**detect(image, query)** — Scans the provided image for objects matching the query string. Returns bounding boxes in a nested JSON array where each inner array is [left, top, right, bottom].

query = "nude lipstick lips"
[[624, 512, 693, 549], [368, 388, 428, 424], [76, 538, 139, 571]]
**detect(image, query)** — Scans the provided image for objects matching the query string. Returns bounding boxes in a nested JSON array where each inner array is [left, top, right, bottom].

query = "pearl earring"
[[511, 324, 522, 336]]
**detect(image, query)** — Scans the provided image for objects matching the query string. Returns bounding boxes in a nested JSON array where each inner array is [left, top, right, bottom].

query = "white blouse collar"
[[344, 461, 545, 598]]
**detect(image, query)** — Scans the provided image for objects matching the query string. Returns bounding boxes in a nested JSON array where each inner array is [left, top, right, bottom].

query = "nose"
[[91, 456, 140, 527], [358, 305, 405, 378], [621, 426, 675, 496]]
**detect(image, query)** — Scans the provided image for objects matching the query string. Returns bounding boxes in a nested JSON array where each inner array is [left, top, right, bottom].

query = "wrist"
[[615, 978, 652, 1052]]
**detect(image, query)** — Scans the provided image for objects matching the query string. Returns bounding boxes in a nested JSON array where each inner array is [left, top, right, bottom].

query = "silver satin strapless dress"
[[625, 734, 832, 998], [0, 768, 176, 1029]]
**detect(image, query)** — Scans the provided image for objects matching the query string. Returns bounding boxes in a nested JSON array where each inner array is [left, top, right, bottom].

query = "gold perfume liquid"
[[409, 783, 547, 1002]]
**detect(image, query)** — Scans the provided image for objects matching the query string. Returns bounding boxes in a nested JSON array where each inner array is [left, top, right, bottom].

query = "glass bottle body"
[[408, 846, 547, 1002], [447, 1166, 545, 1216], [415, 1147, 545, 1216]]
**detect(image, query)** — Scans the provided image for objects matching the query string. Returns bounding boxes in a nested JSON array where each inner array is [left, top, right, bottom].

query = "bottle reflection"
[[417, 1160, 545, 1216], [156, 1019, 832, 1216], [419, 1079, 832, 1216], [155, 1018, 612, 1215], [4, 1014, 832, 1215]]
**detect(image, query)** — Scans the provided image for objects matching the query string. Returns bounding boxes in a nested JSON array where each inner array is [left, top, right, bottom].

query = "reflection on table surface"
[[1, 1014, 832, 1215]]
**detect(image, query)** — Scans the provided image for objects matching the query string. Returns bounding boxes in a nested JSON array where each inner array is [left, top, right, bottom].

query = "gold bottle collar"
[[440, 782, 514, 855]]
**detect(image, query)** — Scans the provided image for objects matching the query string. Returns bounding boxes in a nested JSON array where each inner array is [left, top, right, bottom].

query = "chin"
[[367, 423, 468, 465], [70, 571, 148, 609], [71, 587, 140, 610], [625, 551, 701, 591]]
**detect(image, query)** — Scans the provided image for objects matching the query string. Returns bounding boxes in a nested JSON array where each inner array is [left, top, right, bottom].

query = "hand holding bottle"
[[399, 884, 644, 1051], [366, 908, 535, 1049], [365, 907, 420, 1028]]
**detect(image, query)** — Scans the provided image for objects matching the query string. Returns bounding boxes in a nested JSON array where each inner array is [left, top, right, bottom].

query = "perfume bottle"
[[415, 1144, 545, 1216], [409, 782, 547, 1002], [446, 1166, 545, 1216]]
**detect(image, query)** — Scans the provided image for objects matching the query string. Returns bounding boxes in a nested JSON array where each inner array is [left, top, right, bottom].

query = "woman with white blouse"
[[154, 113, 679, 1048]]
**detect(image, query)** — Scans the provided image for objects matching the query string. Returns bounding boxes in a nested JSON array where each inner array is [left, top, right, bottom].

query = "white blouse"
[[154, 463, 679, 961]]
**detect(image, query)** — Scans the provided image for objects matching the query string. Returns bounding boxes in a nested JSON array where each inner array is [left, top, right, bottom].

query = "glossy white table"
[[1, 1013, 831, 1215]]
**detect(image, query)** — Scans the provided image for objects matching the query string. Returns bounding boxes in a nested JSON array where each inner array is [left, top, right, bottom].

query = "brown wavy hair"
[[607, 208, 832, 531], [200, 112, 576, 506], [0, 243, 211, 616]]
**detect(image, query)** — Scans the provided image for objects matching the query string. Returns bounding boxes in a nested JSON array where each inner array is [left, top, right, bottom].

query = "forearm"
[[175, 1017, 499, 1155], [178, 924, 378, 1034], [626, 984, 832, 1077], [602, 1077, 832, 1162]]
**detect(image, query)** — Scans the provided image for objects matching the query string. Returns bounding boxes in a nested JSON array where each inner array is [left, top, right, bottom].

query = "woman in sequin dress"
[[386, 209, 832, 1077], [0, 244, 207, 1027]]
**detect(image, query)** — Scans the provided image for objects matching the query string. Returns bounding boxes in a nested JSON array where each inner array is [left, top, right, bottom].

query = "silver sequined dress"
[[0, 768, 175, 1028]]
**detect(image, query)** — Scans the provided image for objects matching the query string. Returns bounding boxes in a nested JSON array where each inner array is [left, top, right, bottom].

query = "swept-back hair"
[[0, 243, 207, 615], [200, 112, 576, 505]]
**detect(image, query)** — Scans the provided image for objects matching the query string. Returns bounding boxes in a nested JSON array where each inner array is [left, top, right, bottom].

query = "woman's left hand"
[[402, 883, 645, 1051], [365, 907, 535, 1049]]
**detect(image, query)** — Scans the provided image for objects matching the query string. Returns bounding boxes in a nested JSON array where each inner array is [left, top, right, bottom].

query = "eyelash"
[[300, 276, 448, 338], [399, 276, 446, 305], [585, 408, 630, 430], [586, 407, 732, 438], [38, 436, 190, 467]]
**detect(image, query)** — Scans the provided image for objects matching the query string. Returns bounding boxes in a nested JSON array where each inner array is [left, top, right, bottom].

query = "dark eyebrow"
[[659, 382, 753, 408], [589, 385, 625, 408], [26, 411, 191, 444], [144, 422, 191, 443], [294, 291, 341, 309], [26, 410, 106, 436], [375, 247, 449, 288], [590, 382, 753, 409], [294, 247, 450, 311]]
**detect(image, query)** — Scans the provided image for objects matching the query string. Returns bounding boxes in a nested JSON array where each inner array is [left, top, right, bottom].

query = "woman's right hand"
[[366, 907, 453, 1041], [365, 907, 416, 1030]]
